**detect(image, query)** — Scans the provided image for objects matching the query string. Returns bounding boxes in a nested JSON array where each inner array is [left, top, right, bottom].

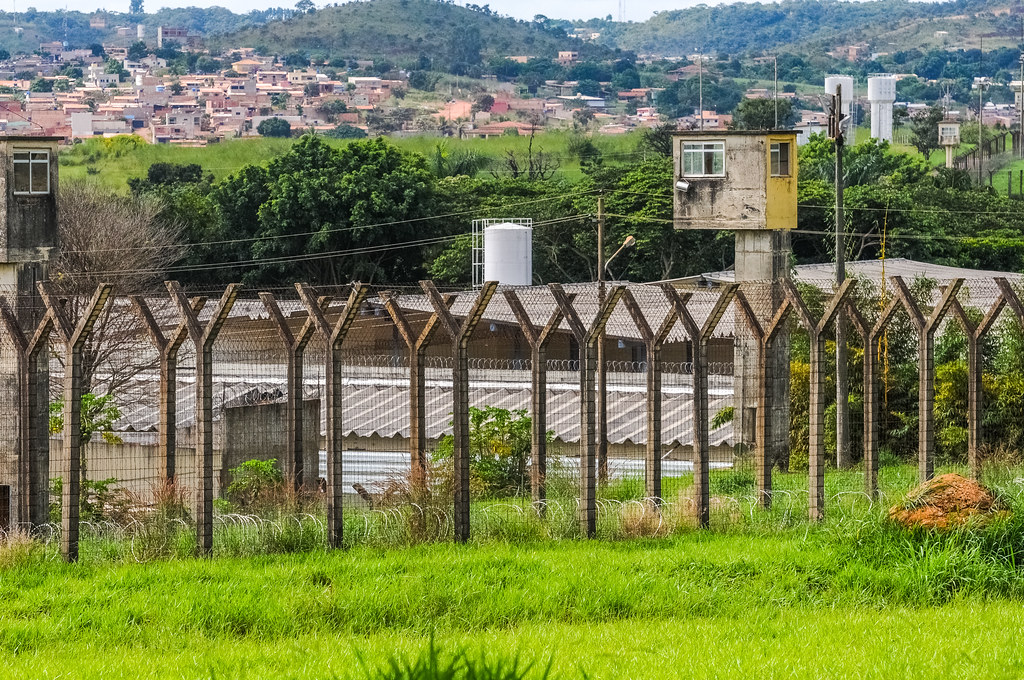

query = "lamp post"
[[596, 194, 635, 485]]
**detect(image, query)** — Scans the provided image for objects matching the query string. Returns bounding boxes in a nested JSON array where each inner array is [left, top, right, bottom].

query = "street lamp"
[[604, 235, 636, 281]]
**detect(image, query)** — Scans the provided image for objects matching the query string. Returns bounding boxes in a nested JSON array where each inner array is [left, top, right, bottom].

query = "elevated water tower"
[[867, 74, 896, 142]]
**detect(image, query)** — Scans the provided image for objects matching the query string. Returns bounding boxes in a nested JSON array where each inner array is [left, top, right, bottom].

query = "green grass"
[[4, 462, 1024, 678], [59, 131, 644, 191]]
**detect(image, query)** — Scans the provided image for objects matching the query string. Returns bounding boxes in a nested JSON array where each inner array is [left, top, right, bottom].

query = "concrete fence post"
[[621, 288, 678, 503], [891, 277, 963, 483], [734, 287, 792, 509], [667, 284, 736, 528], [549, 283, 623, 537], [504, 290, 568, 515], [950, 292, 1007, 481], [261, 291, 330, 492], [167, 282, 240, 556], [382, 291, 453, 496], [38, 282, 112, 562], [0, 299, 51, 530], [297, 283, 368, 549], [132, 295, 206, 483], [422, 280, 498, 543], [784, 279, 853, 521], [845, 295, 901, 498]]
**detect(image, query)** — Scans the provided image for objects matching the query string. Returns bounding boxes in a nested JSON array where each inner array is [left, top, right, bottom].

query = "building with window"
[[672, 130, 798, 231]]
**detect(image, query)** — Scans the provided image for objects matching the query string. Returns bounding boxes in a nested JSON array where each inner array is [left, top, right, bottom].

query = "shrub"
[[225, 458, 284, 510], [433, 407, 538, 498]]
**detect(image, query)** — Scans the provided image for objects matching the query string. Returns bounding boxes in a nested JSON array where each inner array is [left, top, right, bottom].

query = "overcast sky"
[[22, 1, 712, 23]]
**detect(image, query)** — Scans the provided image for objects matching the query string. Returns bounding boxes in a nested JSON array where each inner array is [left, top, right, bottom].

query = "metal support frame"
[[167, 282, 240, 555], [297, 283, 368, 548]]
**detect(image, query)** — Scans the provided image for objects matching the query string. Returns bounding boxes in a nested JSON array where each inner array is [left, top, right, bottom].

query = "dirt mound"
[[888, 473, 1007, 530]]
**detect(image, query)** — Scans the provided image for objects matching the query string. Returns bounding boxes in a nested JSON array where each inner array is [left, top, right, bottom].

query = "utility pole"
[[1019, 53, 1023, 158], [596, 195, 608, 485], [774, 55, 779, 128], [980, 36, 985, 185], [698, 51, 704, 130], [832, 85, 851, 469]]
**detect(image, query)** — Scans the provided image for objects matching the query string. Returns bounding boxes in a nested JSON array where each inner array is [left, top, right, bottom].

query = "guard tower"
[[672, 129, 797, 462], [0, 135, 60, 532], [939, 120, 961, 169]]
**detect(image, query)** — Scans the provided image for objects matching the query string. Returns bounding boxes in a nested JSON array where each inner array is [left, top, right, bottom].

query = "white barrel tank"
[[137, 24, 145, 39], [483, 222, 532, 286], [824, 75, 854, 115]]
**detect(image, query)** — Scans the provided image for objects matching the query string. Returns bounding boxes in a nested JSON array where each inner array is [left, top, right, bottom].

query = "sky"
[[16, 0, 712, 23]]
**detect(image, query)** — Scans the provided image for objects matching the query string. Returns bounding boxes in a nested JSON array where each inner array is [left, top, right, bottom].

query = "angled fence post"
[[38, 282, 112, 562], [621, 288, 678, 503], [667, 284, 736, 527], [167, 282, 240, 555], [845, 294, 900, 498], [892, 277, 963, 483], [297, 283, 368, 549], [382, 291, 454, 494], [950, 293, 1006, 481], [261, 291, 330, 492], [504, 289, 568, 515], [550, 283, 623, 537], [734, 287, 791, 509], [784, 279, 853, 521], [422, 280, 497, 543], [132, 295, 207, 483], [0, 299, 50, 529]]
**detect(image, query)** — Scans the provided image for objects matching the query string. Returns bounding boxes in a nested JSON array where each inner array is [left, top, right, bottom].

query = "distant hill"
[[582, 0, 1023, 57], [216, 0, 618, 66]]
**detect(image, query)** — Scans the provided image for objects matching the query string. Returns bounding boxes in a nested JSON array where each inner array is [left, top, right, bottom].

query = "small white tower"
[[939, 120, 961, 168], [867, 74, 896, 142]]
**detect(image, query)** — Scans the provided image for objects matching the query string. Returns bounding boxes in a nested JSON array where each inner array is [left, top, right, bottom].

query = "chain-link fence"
[[2, 275, 1023, 560]]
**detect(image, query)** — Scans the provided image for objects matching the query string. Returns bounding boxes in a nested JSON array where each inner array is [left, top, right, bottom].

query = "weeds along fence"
[[1, 275, 1024, 560]]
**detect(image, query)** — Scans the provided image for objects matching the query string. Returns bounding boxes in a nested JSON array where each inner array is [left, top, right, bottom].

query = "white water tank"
[[825, 75, 855, 134], [867, 75, 896, 142], [483, 222, 532, 286], [137, 24, 145, 40]]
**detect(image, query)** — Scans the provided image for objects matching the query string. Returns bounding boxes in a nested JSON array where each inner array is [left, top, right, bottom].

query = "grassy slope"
[[58, 132, 645, 191], [216, 0, 612, 63], [3, 522, 1024, 679]]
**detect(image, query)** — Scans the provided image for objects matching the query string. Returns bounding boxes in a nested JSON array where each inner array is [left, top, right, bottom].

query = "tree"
[[129, 0, 143, 15], [303, 82, 321, 98], [731, 98, 797, 130], [0, 49, 10, 61], [53, 182, 183, 394], [295, 0, 315, 13], [909, 105, 945, 157], [324, 124, 367, 139], [127, 41, 149, 61], [473, 94, 495, 113], [29, 78, 52, 93], [257, 118, 292, 137]]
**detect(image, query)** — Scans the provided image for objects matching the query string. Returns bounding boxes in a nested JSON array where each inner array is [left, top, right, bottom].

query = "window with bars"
[[681, 141, 725, 177], [13, 150, 50, 195]]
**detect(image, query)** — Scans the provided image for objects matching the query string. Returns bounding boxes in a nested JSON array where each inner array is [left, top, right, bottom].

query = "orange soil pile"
[[888, 473, 1006, 530]]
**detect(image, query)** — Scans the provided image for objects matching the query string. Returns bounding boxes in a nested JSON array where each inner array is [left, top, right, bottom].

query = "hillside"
[[216, 0, 617, 66], [584, 0, 1022, 57]]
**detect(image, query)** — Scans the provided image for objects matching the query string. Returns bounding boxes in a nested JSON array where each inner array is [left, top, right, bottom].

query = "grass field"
[[58, 131, 646, 191], [3, 463, 1024, 679]]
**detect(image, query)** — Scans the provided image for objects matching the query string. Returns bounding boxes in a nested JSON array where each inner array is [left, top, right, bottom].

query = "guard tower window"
[[13, 150, 50, 195], [682, 141, 725, 177], [770, 142, 791, 177]]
